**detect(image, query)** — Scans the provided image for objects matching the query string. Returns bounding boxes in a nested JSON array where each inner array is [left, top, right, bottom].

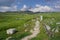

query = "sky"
[[0, 0, 60, 12]]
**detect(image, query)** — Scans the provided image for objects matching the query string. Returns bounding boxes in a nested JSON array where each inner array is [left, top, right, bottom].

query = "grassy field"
[[0, 12, 60, 40]]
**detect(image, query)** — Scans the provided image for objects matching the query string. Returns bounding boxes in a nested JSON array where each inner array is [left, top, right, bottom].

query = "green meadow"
[[0, 12, 60, 40]]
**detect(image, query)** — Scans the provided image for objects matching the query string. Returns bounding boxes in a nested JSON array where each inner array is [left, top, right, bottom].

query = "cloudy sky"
[[0, 0, 60, 12]]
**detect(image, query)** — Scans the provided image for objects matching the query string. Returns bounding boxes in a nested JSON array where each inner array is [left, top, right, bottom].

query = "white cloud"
[[0, 4, 55, 12], [0, 6, 10, 12], [55, 5, 60, 8], [29, 4, 52, 12], [0, 6, 10, 9], [0, 5, 17, 12], [20, 5, 28, 11]]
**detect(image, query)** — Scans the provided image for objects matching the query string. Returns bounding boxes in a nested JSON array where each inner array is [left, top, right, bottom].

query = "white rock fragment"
[[6, 37, 15, 40], [30, 30, 33, 33], [6, 37, 12, 40], [40, 15, 43, 21], [56, 22, 60, 24], [52, 18, 55, 20], [52, 28, 55, 32], [45, 25, 51, 30], [25, 29, 28, 32], [24, 24, 27, 27], [55, 29, 59, 33], [21, 20, 40, 40], [52, 28, 59, 33], [24, 24, 29, 27], [6, 28, 16, 35], [55, 27, 59, 33]]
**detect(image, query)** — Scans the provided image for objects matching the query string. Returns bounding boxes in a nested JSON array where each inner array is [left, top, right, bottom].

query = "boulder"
[[6, 28, 16, 35]]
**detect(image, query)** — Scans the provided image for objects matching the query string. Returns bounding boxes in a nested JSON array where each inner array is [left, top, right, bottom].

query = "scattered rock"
[[30, 30, 33, 33], [55, 29, 59, 33], [45, 25, 51, 30], [21, 20, 40, 40], [52, 28, 55, 32], [52, 28, 59, 33], [56, 22, 60, 24], [25, 29, 28, 32], [55, 27, 59, 33], [6, 37, 16, 40], [6, 37, 12, 40], [40, 15, 43, 21], [6, 28, 17, 35], [51, 18, 55, 20], [24, 24, 29, 27], [24, 24, 27, 27]]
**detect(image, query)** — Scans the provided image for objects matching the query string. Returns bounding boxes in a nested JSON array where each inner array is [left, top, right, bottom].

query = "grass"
[[0, 12, 60, 40]]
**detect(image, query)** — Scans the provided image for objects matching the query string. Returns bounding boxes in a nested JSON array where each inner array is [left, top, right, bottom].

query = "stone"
[[25, 29, 28, 32], [6, 28, 16, 35], [30, 30, 33, 33], [52, 28, 55, 32], [6, 37, 16, 40], [55, 28, 59, 33], [56, 22, 60, 24], [6, 37, 12, 40], [45, 25, 51, 30], [40, 15, 43, 21]]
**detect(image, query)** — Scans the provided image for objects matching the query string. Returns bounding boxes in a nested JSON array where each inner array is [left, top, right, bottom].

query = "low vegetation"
[[0, 12, 60, 40]]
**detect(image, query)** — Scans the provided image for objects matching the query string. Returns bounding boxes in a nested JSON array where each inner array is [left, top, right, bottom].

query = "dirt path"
[[21, 20, 40, 40]]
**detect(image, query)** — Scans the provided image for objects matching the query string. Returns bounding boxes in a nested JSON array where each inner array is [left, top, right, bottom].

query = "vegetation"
[[0, 12, 60, 40]]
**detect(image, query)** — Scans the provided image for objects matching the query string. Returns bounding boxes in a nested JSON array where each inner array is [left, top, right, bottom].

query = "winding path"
[[21, 20, 40, 40]]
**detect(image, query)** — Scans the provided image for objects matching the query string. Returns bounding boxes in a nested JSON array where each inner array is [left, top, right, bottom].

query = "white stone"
[[55, 29, 59, 33], [25, 29, 28, 32], [6, 28, 16, 35], [52, 28, 59, 33], [45, 25, 51, 30], [55, 27, 59, 33], [52, 18, 55, 20], [30, 30, 33, 33], [40, 15, 43, 21], [56, 22, 60, 24], [21, 20, 40, 40], [24, 24, 27, 27], [52, 28, 55, 32], [6, 37, 12, 40]]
